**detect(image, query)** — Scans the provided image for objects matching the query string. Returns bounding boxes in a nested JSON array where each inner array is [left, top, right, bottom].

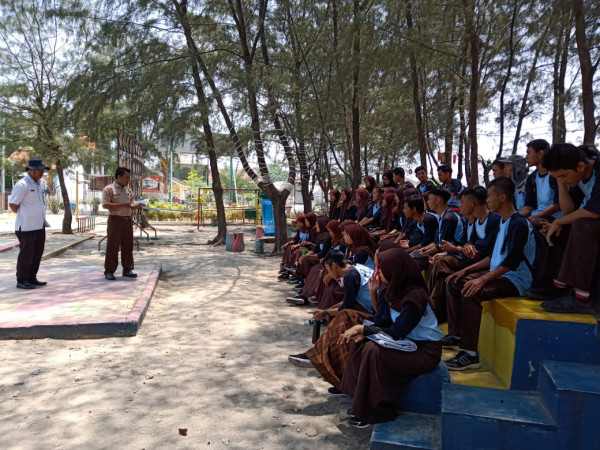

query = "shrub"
[[47, 196, 61, 214]]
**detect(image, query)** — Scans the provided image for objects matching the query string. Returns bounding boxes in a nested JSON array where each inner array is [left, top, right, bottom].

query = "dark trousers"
[[446, 271, 519, 352], [556, 218, 600, 293], [104, 216, 134, 275], [427, 255, 473, 324], [15, 228, 46, 283]]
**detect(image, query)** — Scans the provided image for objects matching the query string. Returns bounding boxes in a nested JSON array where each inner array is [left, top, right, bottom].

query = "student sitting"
[[414, 187, 464, 270], [392, 167, 415, 189], [520, 139, 562, 229], [382, 170, 395, 189], [379, 188, 420, 241], [364, 175, 377, 197], [530, 144, 600, 314], [288, 217, 331, 295], [338, 247, 442, 427], [496, 154, 529, 212], [287, 250, 375, 390], [343, 223, 377, 269], [278, 213, 308, 279], [394, 195, 439, 253], [428, 186, 501, 323], [339, 189, 354, 221], [355, 188, 372, 222], [443, 177, 536, 370], [437, 164, 464, 209], [359, 187, 383, 229], [415, 165, 435, 194], [328, 189, 342, 220]]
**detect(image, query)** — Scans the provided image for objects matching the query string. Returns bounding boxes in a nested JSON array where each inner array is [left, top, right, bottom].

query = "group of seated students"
[[275, 141, 600, 430]]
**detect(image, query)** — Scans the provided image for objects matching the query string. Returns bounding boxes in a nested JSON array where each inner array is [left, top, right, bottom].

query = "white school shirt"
[[8, 173, 49, 232]]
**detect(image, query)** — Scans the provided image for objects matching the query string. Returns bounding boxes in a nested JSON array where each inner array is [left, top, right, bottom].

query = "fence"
[[196, 188, 262, 230]]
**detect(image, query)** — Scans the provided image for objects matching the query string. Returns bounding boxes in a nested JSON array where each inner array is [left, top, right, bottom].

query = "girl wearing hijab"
[[343, 223, 377, 269], [364, 176, 377, 197], [382, 170, 396, 189], [328, 189, 342, 220], [379, 192, 398, 233], [354, 187, 372, 222], [359, 187, 384, 229], [338, 248, 442, 428], [278, 213, 308, 279], [278, 213, 318, 279], [339, 189, 356, 221], [378, 188, 420, 242], [287, 217, 331, 299]]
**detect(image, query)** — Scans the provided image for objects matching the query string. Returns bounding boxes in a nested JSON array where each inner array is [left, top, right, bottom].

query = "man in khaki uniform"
[[102, 167, 142, 280]]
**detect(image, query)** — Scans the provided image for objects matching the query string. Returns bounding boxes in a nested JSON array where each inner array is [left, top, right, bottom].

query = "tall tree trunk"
[[350, 0, 363, 189], [465, 10, 480, 186], [406, 0, 428, 169], [572, 0, 597, 144], [55, 158, 72, 234], [552, 5, 571, 144], [498, 0, 519, 156]]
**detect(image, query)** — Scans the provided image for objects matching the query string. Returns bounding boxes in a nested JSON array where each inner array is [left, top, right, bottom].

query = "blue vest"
[[354, 264, 375, 313], [390, 303, 442, 342], [579, 168, 597, 209], [299, 231, 309, 241], [533, 172, 562, 218]]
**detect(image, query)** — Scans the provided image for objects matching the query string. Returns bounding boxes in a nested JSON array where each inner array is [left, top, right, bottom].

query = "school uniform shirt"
[[435, 209, 463, 246], [315, 238, 333, 259], [442, 179, 464, 208], [490, 213, 536, 295], [338, 264, 375, 313], [524, 170, 561, 218], [364, 202, 383, 228], [345, 205, 358, 221], [456, 212, 501, 261], [9, 173, 49, 232], [293, 230, 309, 244], [352, 249, 375, 270], [514, 189, 527, 212], [404, 212, 439, 248], [398, 181, 415, 189], [417, 181, 435, 194], [577, 158, 600, 215]]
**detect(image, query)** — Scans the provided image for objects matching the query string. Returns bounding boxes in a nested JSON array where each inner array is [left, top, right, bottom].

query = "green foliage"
[[47, 196, 61, 214]]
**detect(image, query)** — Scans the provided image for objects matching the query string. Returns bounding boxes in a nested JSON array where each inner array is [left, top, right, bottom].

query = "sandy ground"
[[0, 224, 371, 449]]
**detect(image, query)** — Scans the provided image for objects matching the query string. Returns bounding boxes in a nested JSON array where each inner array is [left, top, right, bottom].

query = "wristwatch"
[[322, 309, 330, 320]]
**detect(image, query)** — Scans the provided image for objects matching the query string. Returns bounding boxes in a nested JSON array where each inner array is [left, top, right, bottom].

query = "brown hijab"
[[364, 176, 377, 194], [305, 212, 318, 234], [344, 223, 376, 258], [355, 187, 371, 220], [339, 189, 353, 220], [377, 248, 429, 313], [296, 213, 308, 232], [326, 220, 344, 247], [328, 189, 341, 219], [381, 192, 398, 232], [316, 216, 331, 244]]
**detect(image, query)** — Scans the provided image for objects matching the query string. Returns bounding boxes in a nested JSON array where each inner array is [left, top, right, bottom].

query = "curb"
[[0, 263, 162, 340], [0, 241, 19, 253], [41, 235, 94, 261]]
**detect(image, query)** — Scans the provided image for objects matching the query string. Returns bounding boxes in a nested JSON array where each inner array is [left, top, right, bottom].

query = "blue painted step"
[[396, 362, 450, 414], [371, 412, 441, 450], [538, 360, 600, 449], [442, 384, 557, 450]]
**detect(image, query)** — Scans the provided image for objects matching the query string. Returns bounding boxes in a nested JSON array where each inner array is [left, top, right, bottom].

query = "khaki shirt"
[[102, 181, 133, 216]]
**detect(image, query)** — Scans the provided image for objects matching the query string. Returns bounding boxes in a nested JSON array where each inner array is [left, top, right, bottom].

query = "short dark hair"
[[404, 195, 425, 213], [429, 186, 451, 203], [115, 167, 131, 178], [323, 250, 347, 268], [579, 143, 600, 159], [415, 165, 426, 174], [438, 164, 452, 174], [488, 177, 515, 202], [527, 139, 550, 153], [542, 144, 588, 171], [392, 167, 405, 178], [461, 185, 487, 205], [491, 159, 506, 169]]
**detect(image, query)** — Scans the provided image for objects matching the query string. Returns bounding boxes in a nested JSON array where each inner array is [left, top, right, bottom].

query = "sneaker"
[[286, 295, 307, 305], [307, 296, 318, 305], [441, 335, 461, 350], [288, 353, 313, 368], [289, 276, 299, 282], [328, 387, 348, 398], [348, 416, 370, 429], [541, 296, 596, 315], [525, 285, 566, 301], [277, 273, 290, 280], [445, 351, 480, 371], [284, 265, 297, 272], [295, 281, 305, 288]]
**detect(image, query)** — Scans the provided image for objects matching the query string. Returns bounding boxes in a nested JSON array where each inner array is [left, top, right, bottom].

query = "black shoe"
[[525, 285, 566, 301], [29, 279, 47, 286], [105, 273, 116, 281], [441, 335, 461, 350], [289, 276, 299, 282], [288, 353, 313, 368], [277, 273, 290, 280], [286, 295, 307, 305], [16, 282, 36, 289], [348, 416, 370, 429], [122, 272, 138, 278], [541, 295, 596, 315], [295, 281, 305, 288], [328, 387, 348, 398], [445, 351, 480, 371]]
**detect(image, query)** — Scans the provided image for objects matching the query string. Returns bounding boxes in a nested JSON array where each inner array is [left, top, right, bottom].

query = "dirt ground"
[[0, 224, 371, 449]]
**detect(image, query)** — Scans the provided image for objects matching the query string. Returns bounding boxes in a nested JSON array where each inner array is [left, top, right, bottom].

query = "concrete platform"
[[0, 262, 161, 339]]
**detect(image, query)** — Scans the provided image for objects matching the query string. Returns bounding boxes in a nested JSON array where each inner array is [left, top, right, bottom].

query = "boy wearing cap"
[[8, 159, 51, 289]]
